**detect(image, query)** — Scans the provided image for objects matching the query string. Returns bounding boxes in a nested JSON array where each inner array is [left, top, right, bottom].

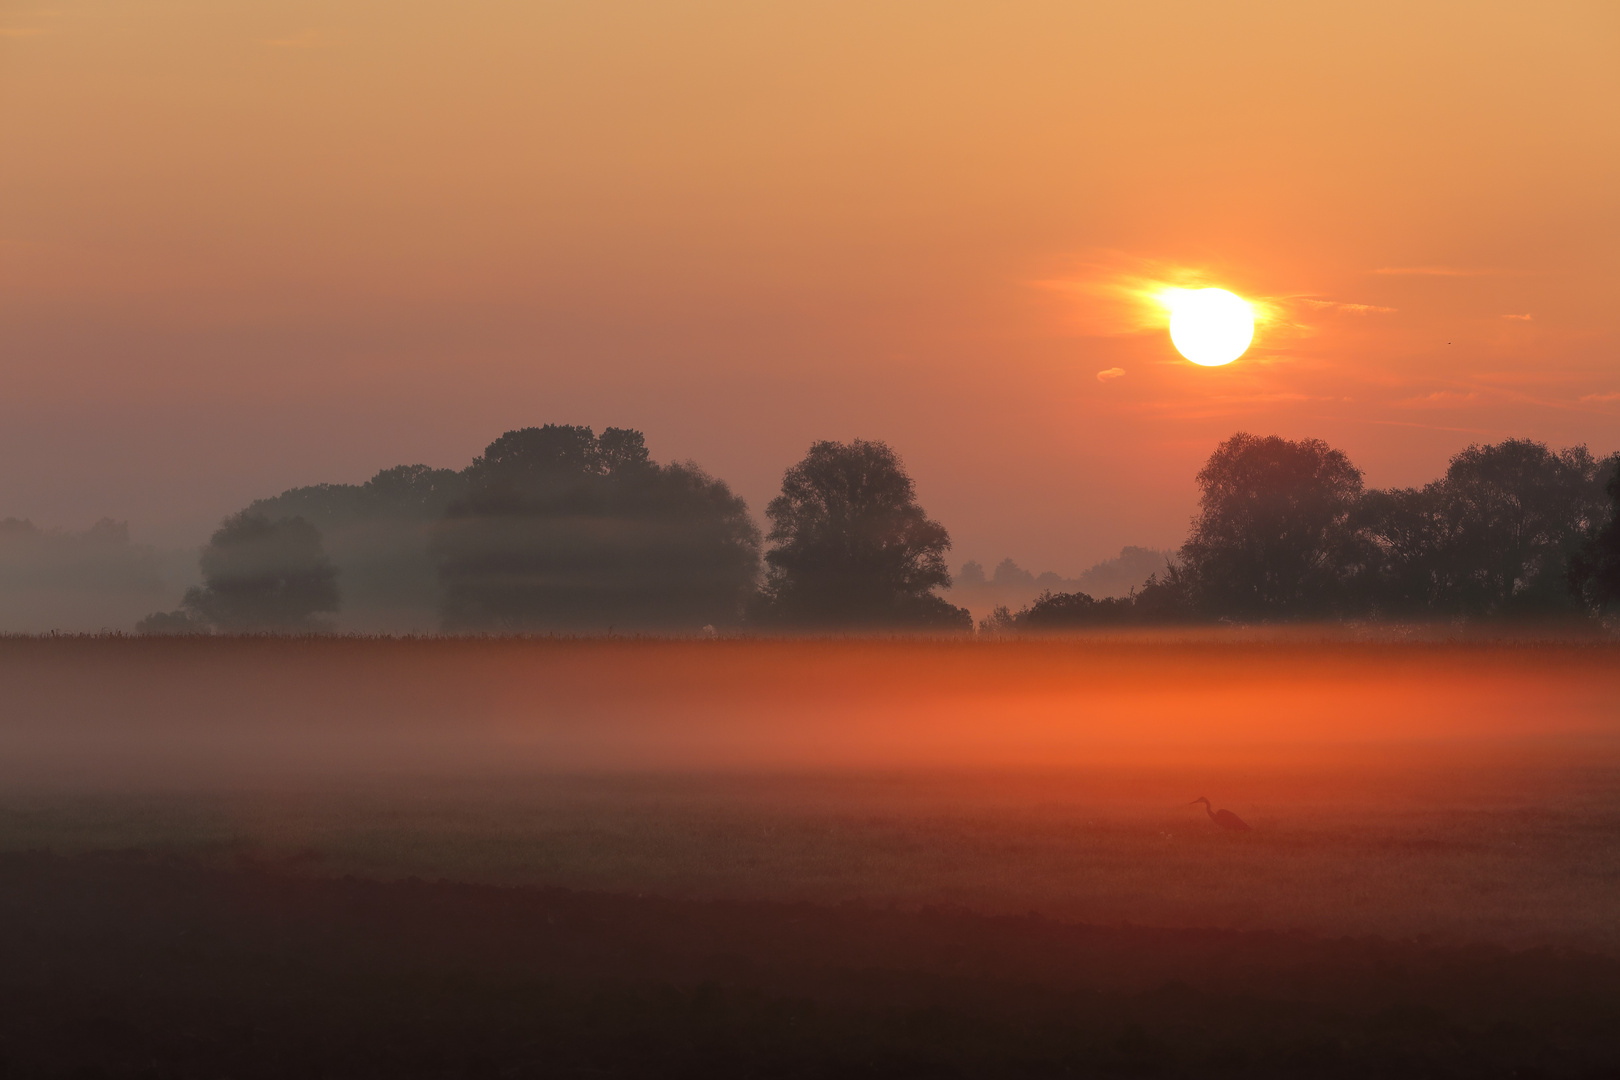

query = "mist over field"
[[0, 519, 197, 634], [0, 633, 1614, 953], [2, 396, 1616, 1078], [3, 1, 1619, 1072], [4, 635, 1616, 784]]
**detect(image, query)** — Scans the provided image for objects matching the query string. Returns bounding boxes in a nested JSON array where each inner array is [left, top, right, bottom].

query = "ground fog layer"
[[1, 636, 1616, 951]]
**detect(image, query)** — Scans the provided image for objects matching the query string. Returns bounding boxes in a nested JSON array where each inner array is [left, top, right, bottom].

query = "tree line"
[[987, 433, 1620, 631], [139, 428, 971, 634], [139, 426, 1620, 636]]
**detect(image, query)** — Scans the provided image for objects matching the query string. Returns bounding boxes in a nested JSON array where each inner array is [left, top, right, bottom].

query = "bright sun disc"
[[1167, 288, 1254, 366]]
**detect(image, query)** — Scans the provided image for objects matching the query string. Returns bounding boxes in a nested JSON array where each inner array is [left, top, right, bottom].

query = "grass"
[[3, 762, 1618, 952], [0, 635, 1618, 1074], [3, 849, 1620, 1078]]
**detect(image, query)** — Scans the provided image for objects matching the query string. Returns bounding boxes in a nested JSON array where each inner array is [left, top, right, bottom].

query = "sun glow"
[[1163, 288, 1254, 366]]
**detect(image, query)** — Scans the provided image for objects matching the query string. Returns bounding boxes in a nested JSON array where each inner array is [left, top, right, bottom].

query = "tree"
[[1017, 590, 1135, 629], [249, 464, 468, 632], [1072, 546, 1173, 599], [1571, 469, 1620, 614], [1178, 433, 1367, 618], [1131, 566, 1194, 622], [433, 425, 760, 631], [1430, 440, 1613, 616], [991, 558, 1036, 590], [1361, 440, 1614, 618], [757, 439, 970, 630], [176, 512, 340, 631], [973, 565, 1192, 635], [1356, 484, 1466, 616]]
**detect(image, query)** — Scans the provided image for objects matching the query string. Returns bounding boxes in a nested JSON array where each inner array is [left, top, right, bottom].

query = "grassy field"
[[5, 849, 1620, 1079], [1, 634, 1617, 1075], [3, 761, 1618, 953]]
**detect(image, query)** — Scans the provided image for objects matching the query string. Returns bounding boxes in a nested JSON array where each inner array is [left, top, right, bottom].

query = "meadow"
[[1, 633, 1618, 1075]]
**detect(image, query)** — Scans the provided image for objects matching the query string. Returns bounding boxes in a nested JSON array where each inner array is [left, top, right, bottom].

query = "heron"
[[1190, 797, 1251, 831]]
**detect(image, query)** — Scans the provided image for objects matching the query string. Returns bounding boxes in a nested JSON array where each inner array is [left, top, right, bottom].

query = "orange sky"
[[2, 1, 1616, 568]]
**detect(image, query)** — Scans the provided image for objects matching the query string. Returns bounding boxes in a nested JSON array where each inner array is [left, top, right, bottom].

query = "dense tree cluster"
[[991, 433, 1620, 631], [141, 428, 968, 634], [243, 464, 467, 631], [139, 425, 1619, 636], [434, 426, 761, 632], [140, 512, 340, 633], [1571, 472, 1620, 615], [1360, 440, 1614, 618]]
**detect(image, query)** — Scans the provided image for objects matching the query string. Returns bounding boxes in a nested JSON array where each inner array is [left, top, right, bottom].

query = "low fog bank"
[[0, 519, 197, 634], [0, 636, 1616, 792]]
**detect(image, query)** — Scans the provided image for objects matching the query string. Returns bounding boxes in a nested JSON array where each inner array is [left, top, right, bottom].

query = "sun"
[[1164, 287, 1254, 366]]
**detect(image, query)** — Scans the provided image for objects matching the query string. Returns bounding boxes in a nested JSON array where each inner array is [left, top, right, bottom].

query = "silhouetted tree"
[[1437, 440, 1612, 616], [1363, 440, 1616, 617], [1179, 433, 1367, 618], [1020, 590, 1135, 628], [1072, 546, 1173, 599], [250, 464, 467, 632], [973, 563, 1192, 634], [978, 605, 1018, 634], [1355, 485, 1461, 615], [992, 558, 1036, 590], [756, 439, 970, 630], [433, 425, 760, 631], [1131, 566, 1195, 622], [1570, 468, 1620, 615], [173, 512, 339, 631]]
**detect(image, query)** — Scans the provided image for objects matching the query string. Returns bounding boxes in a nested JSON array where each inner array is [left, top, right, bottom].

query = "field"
[[1, 634, 1618, 1076]]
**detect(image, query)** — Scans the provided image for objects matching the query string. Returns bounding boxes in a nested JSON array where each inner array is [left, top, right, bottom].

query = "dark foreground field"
[[4, 850, 1620, 1079], [2, 635, 1618, 1077]]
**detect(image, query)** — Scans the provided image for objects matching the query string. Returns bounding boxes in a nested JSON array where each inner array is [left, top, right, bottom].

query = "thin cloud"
[[1426, 383, 1601, 416], [1208, 392, 1317, 405], [1393, 391, 1480, 409], [1501, 313, 1533, 321], [1580, 392, 1620, 404], [1124, 390, 1325, 421], [1096, 367, 1125, 383], [1035, 250, 1290, 338], [0, 27, 47, 37], [1359, 417, 1497, 435], [1295, 297, 1397, 315], [1372, 266, 1496, 277], [1470, 370, 1581, 388]]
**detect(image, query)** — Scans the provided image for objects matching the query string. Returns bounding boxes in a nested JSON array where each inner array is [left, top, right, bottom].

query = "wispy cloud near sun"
[[1035, 252, 1393, 362], [1294, 298, 1397, 315], [1372, 266, 1497, 277], [1394, 390, 1481, 409], [1035, 252, 1289, 339]]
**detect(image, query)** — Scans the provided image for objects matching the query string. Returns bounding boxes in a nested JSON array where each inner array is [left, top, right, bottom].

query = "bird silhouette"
[[1190, 796, 1251, 831]]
